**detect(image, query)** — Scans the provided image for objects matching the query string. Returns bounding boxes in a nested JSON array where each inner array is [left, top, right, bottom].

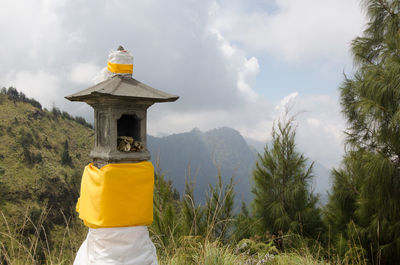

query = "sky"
[[0, 0, 367, 169]]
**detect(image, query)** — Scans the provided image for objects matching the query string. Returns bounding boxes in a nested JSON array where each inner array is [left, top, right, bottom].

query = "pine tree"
[[232, 202, 255, 242], [326, 0, 400, 263], [252, 116, 322, 241], [61, 140, 73, 166], [324, 152, 367, 257], [151, 169, 181, 255]]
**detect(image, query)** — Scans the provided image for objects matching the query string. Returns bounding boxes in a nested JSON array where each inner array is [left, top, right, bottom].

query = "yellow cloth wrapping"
[[107, 62, 133, 74], [76, 162, 154, 228]]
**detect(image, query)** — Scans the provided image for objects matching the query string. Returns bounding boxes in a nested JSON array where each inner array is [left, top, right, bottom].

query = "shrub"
[[61, 140, 73, 167]]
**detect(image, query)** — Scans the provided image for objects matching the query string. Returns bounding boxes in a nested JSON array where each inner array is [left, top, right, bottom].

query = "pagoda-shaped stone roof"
[[65, 75, 178, 103]]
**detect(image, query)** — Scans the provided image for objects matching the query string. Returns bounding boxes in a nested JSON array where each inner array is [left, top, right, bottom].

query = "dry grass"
[[0, 207, 86, 265], [0, 209, 370, 265]]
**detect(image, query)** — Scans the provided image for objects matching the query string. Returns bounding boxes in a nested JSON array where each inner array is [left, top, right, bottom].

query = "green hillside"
[[0, 88, 93, 263]]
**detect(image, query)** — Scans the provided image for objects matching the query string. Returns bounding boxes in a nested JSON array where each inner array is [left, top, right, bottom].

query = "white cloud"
[[237, 57, 259, 101], [212, 0, 366, 63], [275, 92, 299, 113], [2, 70, 61, 109], [68, 62, 101, 85], [0, 0, 358, 168], [291, 94, 345, 168]]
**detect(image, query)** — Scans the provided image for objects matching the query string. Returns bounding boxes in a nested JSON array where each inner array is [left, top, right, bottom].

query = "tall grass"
[[0, 206, 371, 265], [158, 236, 276, 265], [0, 183, 371, 265], [157, 236, 369, 265], [0, 206, 86, 265]]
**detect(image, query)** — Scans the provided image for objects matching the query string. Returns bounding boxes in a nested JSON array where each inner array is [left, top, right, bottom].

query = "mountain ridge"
[[147, 126, 256, 205], [148, 127, 332, 206]]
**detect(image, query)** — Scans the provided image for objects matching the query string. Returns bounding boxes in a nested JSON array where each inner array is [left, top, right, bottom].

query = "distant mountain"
[[312, 161, 332, 204], [149, 127, 333, 207], [245, 138, 266, 154], [148, 127, 257, 205]]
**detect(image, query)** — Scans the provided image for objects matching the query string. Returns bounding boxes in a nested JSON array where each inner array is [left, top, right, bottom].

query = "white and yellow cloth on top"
[[73, 162, 158, 265], [93, 47, 134, 83]]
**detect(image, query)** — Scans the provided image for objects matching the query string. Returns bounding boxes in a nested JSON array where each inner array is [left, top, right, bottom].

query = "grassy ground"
[[0, 208, 369, 265], [0, 208, 85, 264]]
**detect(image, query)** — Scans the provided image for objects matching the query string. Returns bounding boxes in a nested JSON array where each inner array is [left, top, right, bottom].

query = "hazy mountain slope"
[[148, 127, 256, 205], [312, 161, 332, 204], [203, 127, 256, 174], [148, 127, 333, 206], [202, 127, 256, 203], [148, 130, 218, 202], [245, 137, 266, 154]]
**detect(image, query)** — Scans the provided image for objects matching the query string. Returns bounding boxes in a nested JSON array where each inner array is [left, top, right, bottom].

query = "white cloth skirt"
[[73, 226, 158, 265]]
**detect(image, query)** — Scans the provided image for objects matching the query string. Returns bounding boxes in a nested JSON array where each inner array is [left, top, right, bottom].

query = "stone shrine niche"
[[116, 113, 145, 153], [118, 114, 141, 142]]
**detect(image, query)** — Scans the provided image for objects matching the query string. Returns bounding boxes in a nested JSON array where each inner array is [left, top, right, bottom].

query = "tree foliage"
[[252, 116, 322, 242], [1, 87, 42, 109], [61, 140, 73, 167], [151, 169, 181, 253], [232, 202, 255, 242], [326, 0, 400, 263]]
